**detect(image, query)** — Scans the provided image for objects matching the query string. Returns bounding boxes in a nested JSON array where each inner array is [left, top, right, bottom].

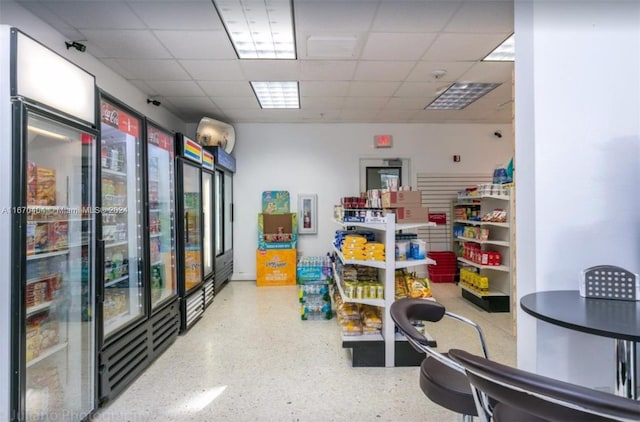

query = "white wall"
[[233, 123, 513, 280], [515, 0, 640, 392], [0, 0, 188, 133]]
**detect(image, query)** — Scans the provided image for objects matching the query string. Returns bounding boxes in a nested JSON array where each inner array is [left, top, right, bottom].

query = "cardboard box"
[[262, 191, 290, 214], [258, 213, 297, 249], [381, 191, 421, 208], [386, 206, 429, 223], [256, 248, 296, 286]]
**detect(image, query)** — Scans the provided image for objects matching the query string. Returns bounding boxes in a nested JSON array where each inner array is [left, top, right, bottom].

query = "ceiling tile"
[[376, 109, 421, 122], [40, 1, 145, 29], [406, 61, 475, 82], [343, 96, 389, 109], [458, 61, 513, 83], [299, 61, 357, 80], [353, 61, 415, 81], [154, 30, 236, 59], [146, 80, 206, 97], [294, 1, 379, 32], [114, 59, 191, 80], [372, 1, 461, 32], [340, 109, 380, 121], [180, 60, 244, 81], [385, 97, 431, 110], [445, 1, 513, 33], [395, 81, 443, 98], [16, 2, 86, 40], [212, 96, 260, 109], [239, 60, 301, 80], [162, 96, 220, 111], [128, 1, 222, 30], [81, 29, 172, 59], [300, 81, 350, 97], [348, 81, 400, 97], [300, 97, 346, 109], [361, 33, 436, 60], [423, 33, 510, 61], [198, 81, 254, 97]]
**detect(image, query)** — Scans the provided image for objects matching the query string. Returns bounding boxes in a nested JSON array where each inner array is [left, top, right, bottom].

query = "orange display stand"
[[256, 248, 297, 286]]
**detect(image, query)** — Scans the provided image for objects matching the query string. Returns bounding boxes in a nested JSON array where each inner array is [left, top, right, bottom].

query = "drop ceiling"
[[12, 0, 514, 125]]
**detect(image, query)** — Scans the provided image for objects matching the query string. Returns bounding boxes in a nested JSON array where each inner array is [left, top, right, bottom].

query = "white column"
[[0, 25, 14, 421], [515, 0, 640, 392]]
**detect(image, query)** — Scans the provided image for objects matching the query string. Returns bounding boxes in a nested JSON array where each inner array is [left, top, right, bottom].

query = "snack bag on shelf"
[[395, 273, 408, 299], [361, 305, 382, 329], [340, 319, 363, 336], [405, 274, 433, 299]]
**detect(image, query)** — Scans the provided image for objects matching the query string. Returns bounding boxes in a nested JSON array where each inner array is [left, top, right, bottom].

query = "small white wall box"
[[580, 265, 640, 301]]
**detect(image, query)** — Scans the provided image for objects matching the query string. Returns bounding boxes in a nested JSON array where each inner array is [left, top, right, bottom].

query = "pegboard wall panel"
[[416, 173, 493, 251]]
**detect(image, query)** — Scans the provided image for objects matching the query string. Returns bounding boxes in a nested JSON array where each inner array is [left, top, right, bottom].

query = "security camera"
[[494, 130, 503, 139], [65, 41, 86, 52], [147, 99, 161, 106]]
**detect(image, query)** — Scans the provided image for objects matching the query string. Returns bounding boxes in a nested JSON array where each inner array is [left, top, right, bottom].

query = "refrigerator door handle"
[[97, 239, 105, 302], [185, 211, 189, 243], [230, 203, 234, 223]]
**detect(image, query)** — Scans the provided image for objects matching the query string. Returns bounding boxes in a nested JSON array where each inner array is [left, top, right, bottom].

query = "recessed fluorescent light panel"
[[212, 0, 296, 59], [426, 83, 500, 110], [251, 81, 300, 108], [483, 34, 514, 61]]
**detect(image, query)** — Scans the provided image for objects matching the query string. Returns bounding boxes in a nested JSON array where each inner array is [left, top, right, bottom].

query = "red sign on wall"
[[428, 212, 447, 225]]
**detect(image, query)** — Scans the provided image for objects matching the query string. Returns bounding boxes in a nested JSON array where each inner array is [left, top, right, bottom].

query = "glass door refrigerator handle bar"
[[97, 239, 105, 302], [185, 212, 189, 244], [230, 203, 234, 223]]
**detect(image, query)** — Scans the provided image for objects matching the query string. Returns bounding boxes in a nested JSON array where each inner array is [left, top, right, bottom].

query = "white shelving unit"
[[332, 216, 436, 367], [452, 190, 513, 312]]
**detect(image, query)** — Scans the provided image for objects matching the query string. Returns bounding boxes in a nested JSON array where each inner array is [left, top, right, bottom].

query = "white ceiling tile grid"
[[12, 0, 514, 124]]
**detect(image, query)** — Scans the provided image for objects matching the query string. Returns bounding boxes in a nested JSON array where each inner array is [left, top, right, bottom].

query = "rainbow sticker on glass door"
[[183, 137, 202, 163]]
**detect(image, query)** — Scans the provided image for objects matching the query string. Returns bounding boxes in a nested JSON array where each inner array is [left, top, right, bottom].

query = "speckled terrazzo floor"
[[92, 281, 516, 422]]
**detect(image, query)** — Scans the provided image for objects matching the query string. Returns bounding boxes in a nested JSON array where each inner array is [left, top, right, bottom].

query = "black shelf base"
[[461, 289, 510, 312], [342, 339, 425, 367]]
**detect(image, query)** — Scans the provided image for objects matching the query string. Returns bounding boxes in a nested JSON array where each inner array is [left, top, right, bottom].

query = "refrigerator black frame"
[[207, 146, 235, 292], [96, 90, 149, 346], [10, 99, 100, 421], [175, 157, 205, 298], [144, 119, 179, 317], [202, 167, 215, 283]]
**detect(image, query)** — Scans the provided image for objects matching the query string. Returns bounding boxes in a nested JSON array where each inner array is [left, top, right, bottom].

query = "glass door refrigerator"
[[145, 122, 180, 358], [202, 150, 215, 308], [5, 28, 98, 421], [97, 93, 148, 403], [175, 134, 205, 332], [207, 146, 236, 294]]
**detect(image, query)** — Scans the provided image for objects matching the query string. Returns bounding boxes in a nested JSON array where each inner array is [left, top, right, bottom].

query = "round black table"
[[521, 290, 639, 399]]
